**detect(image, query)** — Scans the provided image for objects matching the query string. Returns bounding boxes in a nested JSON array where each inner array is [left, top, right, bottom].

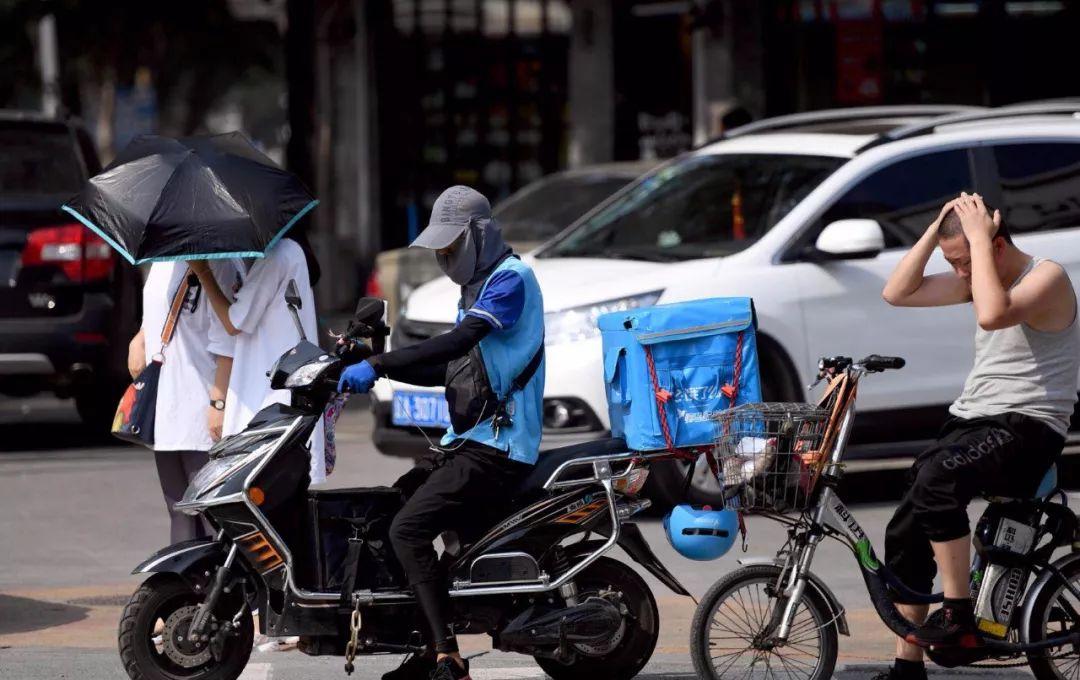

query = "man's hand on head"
[[929, 198, 960, 234], [187, 260, 211, 276], [954, 193, 1001, 243]]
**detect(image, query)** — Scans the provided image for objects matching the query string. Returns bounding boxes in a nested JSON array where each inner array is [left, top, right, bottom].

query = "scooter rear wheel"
[[119, 573, 254, 680], [533, 557, 659, 680]]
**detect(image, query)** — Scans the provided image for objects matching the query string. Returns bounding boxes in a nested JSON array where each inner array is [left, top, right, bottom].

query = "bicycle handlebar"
[[861, 354, 906, 372], [818, 354, 905, 375]]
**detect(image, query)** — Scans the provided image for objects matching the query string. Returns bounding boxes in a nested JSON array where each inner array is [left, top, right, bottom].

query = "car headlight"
[[544, 291, 663, 345], [285, 362, 330, 388]]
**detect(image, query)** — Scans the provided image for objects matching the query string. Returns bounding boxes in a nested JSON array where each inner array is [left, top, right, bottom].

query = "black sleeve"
[[379, 362, 448, 388], [369, 314, 492, 385]]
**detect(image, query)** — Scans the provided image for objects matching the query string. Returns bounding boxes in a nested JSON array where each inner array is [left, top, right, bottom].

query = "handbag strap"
[[160, 267, 193, 349]]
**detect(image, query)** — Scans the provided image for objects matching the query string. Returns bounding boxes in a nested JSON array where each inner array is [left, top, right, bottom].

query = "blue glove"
[[338, 360, 377, 394]]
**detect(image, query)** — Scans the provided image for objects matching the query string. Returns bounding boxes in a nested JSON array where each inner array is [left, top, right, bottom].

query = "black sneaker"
[[382, 652, 436, 680], [429, 657, 470, 680], [906, 605, 981, 649]]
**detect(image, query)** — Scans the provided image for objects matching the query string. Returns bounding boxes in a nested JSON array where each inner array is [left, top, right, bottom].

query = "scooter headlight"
[[285, 361, 331, 388]]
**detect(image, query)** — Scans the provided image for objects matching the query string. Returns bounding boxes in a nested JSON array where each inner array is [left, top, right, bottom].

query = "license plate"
[[392, 391, 451, 429]]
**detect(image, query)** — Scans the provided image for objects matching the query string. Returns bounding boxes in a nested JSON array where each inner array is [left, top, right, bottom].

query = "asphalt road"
[[0, 396, 1061, 679]]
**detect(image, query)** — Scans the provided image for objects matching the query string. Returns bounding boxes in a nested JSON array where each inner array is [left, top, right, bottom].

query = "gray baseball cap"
[[410, 185, 492, 250]]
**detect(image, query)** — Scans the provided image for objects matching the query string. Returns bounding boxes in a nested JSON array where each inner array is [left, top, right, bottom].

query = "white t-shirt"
[[142, 260, 242, 452], [209, 239, 326, 484]]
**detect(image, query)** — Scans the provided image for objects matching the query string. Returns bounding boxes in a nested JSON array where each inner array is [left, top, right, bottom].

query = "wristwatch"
[[209, 399, 226, 411]]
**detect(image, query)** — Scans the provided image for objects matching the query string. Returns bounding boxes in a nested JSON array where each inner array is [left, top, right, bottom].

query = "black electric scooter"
[[120, 283, 690, 680]]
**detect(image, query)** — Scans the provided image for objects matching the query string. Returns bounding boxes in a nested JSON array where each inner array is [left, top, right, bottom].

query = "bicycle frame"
[[759, 362, 1080, 657]]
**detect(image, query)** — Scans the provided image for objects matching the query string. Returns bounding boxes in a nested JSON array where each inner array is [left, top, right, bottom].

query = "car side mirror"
[[812, 219, 885, 260], [285, 279, 302, 309]]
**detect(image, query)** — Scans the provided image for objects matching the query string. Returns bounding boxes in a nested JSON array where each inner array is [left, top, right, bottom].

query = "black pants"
[[884, 413, 1063, 601], [154, 450, 212, 543], [389, 443, 531, 653]]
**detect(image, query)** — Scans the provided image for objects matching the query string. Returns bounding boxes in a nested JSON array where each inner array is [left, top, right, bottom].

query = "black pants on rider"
[[389, 442, 531, 653], [884, 412, 1063, 600]]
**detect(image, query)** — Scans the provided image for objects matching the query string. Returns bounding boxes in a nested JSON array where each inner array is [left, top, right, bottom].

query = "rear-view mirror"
[[285, 279, 302, 309], [813, 219, 885, 260]]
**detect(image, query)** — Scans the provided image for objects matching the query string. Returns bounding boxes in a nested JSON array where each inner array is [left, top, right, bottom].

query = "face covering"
[[436, 225, 477, 286]]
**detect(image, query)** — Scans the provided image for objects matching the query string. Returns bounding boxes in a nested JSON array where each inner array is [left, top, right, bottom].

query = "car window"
[[539, 154, 843, 262], [992, 143, 1080, 234], [493, 175, 632, 243], [0, 126, 84, 195], [817, 149, 974, 250]]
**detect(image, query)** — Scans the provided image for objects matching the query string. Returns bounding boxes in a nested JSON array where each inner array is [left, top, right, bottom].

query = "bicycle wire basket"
[[713, 402, 832, 513]]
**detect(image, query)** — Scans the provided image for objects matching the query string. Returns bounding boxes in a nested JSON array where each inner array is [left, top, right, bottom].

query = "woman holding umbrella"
[[127, 259, 244, 542], [64, 132, 327, 484]]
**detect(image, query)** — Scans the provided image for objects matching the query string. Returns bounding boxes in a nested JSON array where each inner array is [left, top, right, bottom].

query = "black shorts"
[[884, 412, 1063, 601]]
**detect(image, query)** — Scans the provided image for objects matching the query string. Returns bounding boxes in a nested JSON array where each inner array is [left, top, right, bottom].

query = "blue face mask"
[[436, 225, 477, 286]]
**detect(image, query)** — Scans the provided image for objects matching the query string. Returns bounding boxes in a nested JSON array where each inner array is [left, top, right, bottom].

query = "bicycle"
[[689, 354, 1080, 679]]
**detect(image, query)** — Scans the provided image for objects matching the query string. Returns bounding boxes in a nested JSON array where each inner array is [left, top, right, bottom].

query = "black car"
[[0, 111, 140, 428]]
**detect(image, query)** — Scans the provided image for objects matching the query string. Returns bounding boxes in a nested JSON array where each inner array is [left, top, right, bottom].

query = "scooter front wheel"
[[691, 564, 838, 680], [119, 573, 254, 680]]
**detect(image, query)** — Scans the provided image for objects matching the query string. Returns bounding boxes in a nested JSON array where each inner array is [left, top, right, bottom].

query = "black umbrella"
[[62, 132, 318, 264]]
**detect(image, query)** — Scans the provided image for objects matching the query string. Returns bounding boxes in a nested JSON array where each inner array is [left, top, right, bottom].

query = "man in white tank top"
[[876, 193, 1078, 680]]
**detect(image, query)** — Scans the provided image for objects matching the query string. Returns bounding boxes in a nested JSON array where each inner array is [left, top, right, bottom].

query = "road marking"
[[238, 662, 272, 680], [470, 669, 544, 679]]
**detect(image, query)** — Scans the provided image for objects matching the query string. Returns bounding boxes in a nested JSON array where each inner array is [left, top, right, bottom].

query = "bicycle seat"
[[986, 464, 1057, 502]]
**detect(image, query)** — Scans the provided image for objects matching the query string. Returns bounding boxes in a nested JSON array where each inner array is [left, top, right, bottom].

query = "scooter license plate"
[[392, 391, 452, 429]]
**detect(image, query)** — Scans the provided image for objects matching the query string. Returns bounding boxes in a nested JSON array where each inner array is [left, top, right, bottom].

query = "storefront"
[[765, 0, 1080, 112], [368, 0, 572, 251]]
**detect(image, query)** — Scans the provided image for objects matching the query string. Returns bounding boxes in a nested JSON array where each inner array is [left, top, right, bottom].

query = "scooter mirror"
[[285, 279, 303, 309]]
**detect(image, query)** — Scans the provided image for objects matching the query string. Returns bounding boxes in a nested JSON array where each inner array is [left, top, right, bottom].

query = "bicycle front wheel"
[[690, 564, 838, 680]]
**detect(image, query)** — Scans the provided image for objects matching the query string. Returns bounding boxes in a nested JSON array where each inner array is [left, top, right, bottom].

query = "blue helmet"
[[663, 505, 739, 561]]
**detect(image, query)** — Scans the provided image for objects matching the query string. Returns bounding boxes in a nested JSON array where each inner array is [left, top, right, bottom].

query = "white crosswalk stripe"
[[237, 662, 272, 680], [469, 668, 546, 679]]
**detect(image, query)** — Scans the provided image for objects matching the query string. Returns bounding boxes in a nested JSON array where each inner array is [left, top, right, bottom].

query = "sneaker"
[[429, 656, 470, 680], [382, 652, 436, 680], [906, 606, 981, 649]]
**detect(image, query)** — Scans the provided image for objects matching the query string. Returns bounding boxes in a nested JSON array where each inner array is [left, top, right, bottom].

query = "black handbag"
[[111, 269, 192, 448]]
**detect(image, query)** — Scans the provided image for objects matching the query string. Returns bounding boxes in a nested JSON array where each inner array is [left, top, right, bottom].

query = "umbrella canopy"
[[62, 132, 318, 264]]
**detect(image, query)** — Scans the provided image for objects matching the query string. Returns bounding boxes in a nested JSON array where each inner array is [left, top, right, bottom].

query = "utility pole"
[[37, 14, 60, 117]]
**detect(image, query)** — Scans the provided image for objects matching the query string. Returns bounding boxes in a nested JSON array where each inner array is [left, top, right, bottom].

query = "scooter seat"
[[516, 437, 629, 495], [1035, 464, 1058, 498]]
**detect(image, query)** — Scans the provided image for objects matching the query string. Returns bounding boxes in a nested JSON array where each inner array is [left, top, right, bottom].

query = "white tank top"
[[950, 257, 1080, 436]]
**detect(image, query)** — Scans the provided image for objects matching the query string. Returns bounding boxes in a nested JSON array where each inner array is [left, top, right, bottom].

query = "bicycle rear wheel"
[[1026, 558, 1080, 680], [690, 564, 838, 680]]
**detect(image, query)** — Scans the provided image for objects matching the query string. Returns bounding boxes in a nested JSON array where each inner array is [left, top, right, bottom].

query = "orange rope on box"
[[642, 331, 745, 467]]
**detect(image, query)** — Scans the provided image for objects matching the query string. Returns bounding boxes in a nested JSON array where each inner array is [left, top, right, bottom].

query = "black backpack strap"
[[508, 335, 545, 397]]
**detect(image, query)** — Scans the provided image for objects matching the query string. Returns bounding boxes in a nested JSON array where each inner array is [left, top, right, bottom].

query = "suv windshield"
[[538, 153, 844, 261], [494, 174, 633, 243], [0, 125, 85, 196]]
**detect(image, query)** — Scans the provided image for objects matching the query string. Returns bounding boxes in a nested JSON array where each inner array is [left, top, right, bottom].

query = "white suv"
[[372, 103, 1080, 503]]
